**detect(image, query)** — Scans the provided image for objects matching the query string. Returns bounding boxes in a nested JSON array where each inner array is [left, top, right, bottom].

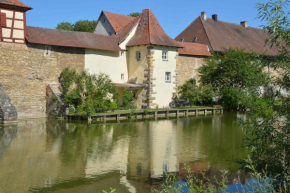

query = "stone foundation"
[[0, 42, 85, 119]]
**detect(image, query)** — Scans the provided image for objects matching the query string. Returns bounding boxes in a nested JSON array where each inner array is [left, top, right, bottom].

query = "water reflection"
[[0, 113, 247, 193]]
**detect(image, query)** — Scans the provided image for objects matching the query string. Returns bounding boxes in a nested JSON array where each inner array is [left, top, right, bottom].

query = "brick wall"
[[177, 55, 206, 87], [0, 42, 85, 119]]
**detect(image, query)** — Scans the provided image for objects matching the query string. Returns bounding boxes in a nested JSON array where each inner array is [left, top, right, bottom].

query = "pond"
[[0, 112, 247, 193]]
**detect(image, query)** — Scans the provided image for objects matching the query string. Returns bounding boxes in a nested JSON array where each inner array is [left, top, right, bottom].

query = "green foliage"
[[56, 20, 97, 33], [101, 188, 117, 193], [152, 164, 277, 193], [122, 91, 134, 109], [240, 0, 290, 191], [56, 22, 74, 31], [199, 49, 269, 110], [59, 68, 119, 115], [178, 78, 214, 105], [127, 12, 141, 17]]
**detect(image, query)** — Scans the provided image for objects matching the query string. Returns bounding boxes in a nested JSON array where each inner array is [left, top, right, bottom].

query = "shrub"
[[122, 90, 134, 109], [59, 68, 119, 115], [178, 78, 214, 106]]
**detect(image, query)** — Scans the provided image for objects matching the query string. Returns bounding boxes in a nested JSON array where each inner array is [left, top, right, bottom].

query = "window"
[[192, 37, 198, 42], [165, 72, 171, 83], [136, 51, 141, 61], [162, 51, 168, 61], [0, 13, 7, 27], [180, 38, 184, 42], [121, 74, 124, 80], [101, 16, 106, 23]]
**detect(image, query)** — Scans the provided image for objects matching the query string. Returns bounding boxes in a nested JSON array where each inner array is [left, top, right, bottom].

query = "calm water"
[[0, 113, 247, 193]]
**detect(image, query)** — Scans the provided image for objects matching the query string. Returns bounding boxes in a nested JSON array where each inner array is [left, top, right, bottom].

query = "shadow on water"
[[0, 112, 247, 193]]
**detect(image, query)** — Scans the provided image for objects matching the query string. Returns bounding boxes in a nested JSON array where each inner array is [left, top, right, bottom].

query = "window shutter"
[[0, 13, 7, 27]]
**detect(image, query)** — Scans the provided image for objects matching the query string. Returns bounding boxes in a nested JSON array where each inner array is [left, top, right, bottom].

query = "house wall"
[[0, 8, 26, 44], [85, 49, 128, 83], [177, 55, 206, 86], [0, 42, 85, 119], [94, 14, 115, 36], [152, 46, 178, 108]]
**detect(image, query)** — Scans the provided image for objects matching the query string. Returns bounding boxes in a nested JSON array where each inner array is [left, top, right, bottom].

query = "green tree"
[[178, 78, 214, 105], [56, 20, 97, 33], [128, 12, 140, 17], [122, 90, 134, 109], [199, 49, 268, 110], [59, 68, 119, 115], [56, 22, 74, 31], [241, 0, 290, 190]]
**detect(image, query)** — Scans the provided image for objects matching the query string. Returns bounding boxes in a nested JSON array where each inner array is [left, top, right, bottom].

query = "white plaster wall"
[[94, 14, 115, 36], [14, 12, 23, 20], [152, 46, 178, 108], [85, 49, 128, 83], [14, 20, 24, 29], [119, 20, 139, 50], [0, 10, 13, 18], [12, 29, 24, 38]]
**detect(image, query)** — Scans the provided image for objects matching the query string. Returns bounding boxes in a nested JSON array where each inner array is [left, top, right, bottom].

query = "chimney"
[[201, 12, 207, 20], [241, 21, 248, 28], [212, 14, 218, 21]]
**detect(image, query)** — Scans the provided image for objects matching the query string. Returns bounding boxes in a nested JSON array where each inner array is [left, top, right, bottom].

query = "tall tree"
[[199, 49, 268, 110], [128, 12, 140, 17], [56, 20, 97, 33], [241, 0, 290, 190]]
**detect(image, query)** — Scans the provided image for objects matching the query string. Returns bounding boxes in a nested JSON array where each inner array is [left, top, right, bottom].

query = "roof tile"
[[103, 11, 136, 33], [26, 27, 121, 51], [178, 42, 211, 56], [127, 9, 182, 47], [0, 0, 31, 9]]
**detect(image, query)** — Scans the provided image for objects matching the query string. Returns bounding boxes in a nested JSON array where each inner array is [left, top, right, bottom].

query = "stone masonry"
[[177, 55, 206, 86], [0, 42, 85, 119], [0, 83, 17, 123]]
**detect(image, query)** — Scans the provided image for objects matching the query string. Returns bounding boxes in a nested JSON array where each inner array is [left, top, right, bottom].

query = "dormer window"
[[193, 37, 198, 42], [0, 13, 7, 27], [101, 16, 106, 23], [180, 38, 184, 42]]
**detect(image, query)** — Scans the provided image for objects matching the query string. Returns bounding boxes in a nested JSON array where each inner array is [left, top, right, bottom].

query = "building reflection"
[[0, 114, 246, 193]]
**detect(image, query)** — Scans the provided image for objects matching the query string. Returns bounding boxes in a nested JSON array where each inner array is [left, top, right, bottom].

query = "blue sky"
[[25, 0, 268, 38]]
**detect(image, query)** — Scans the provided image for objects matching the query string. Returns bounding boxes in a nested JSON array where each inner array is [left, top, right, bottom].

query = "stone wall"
[[0, 42, 85, 119], [177, 55, 207, 86]]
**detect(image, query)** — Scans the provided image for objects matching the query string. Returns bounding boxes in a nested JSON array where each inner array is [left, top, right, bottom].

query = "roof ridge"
[[200, 16, 212, 50], [27, 26, 119, 39], [147, 10, 151, 45], [205, 18, 264, 30], [102, 10, 135, 19]]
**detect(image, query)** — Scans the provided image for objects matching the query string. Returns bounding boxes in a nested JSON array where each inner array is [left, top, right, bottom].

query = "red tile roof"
[[103, 11, 136, 33], [176, 16, 280, 56], [127, 9, 182, 47], [26, 27, 121, 51], [116, 16, 140, 43], [0, 0, 31, 9], [178, 42, 211, 56]]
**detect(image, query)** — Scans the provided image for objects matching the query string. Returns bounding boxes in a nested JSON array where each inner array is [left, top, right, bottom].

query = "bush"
[[199, 49, 268, 110], [122, 90, 134, 109], [59, 68, 119, 115], [178, 78, 214, 106]]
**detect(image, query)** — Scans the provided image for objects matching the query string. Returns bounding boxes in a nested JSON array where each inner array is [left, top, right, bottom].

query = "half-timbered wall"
[[0, 8, 26, 44]]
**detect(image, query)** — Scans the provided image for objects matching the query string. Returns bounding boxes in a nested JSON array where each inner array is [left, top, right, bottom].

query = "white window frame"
[[162, 51, 168, 61], [136, 51, 141, 61], [165, 72, 171, 83]]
